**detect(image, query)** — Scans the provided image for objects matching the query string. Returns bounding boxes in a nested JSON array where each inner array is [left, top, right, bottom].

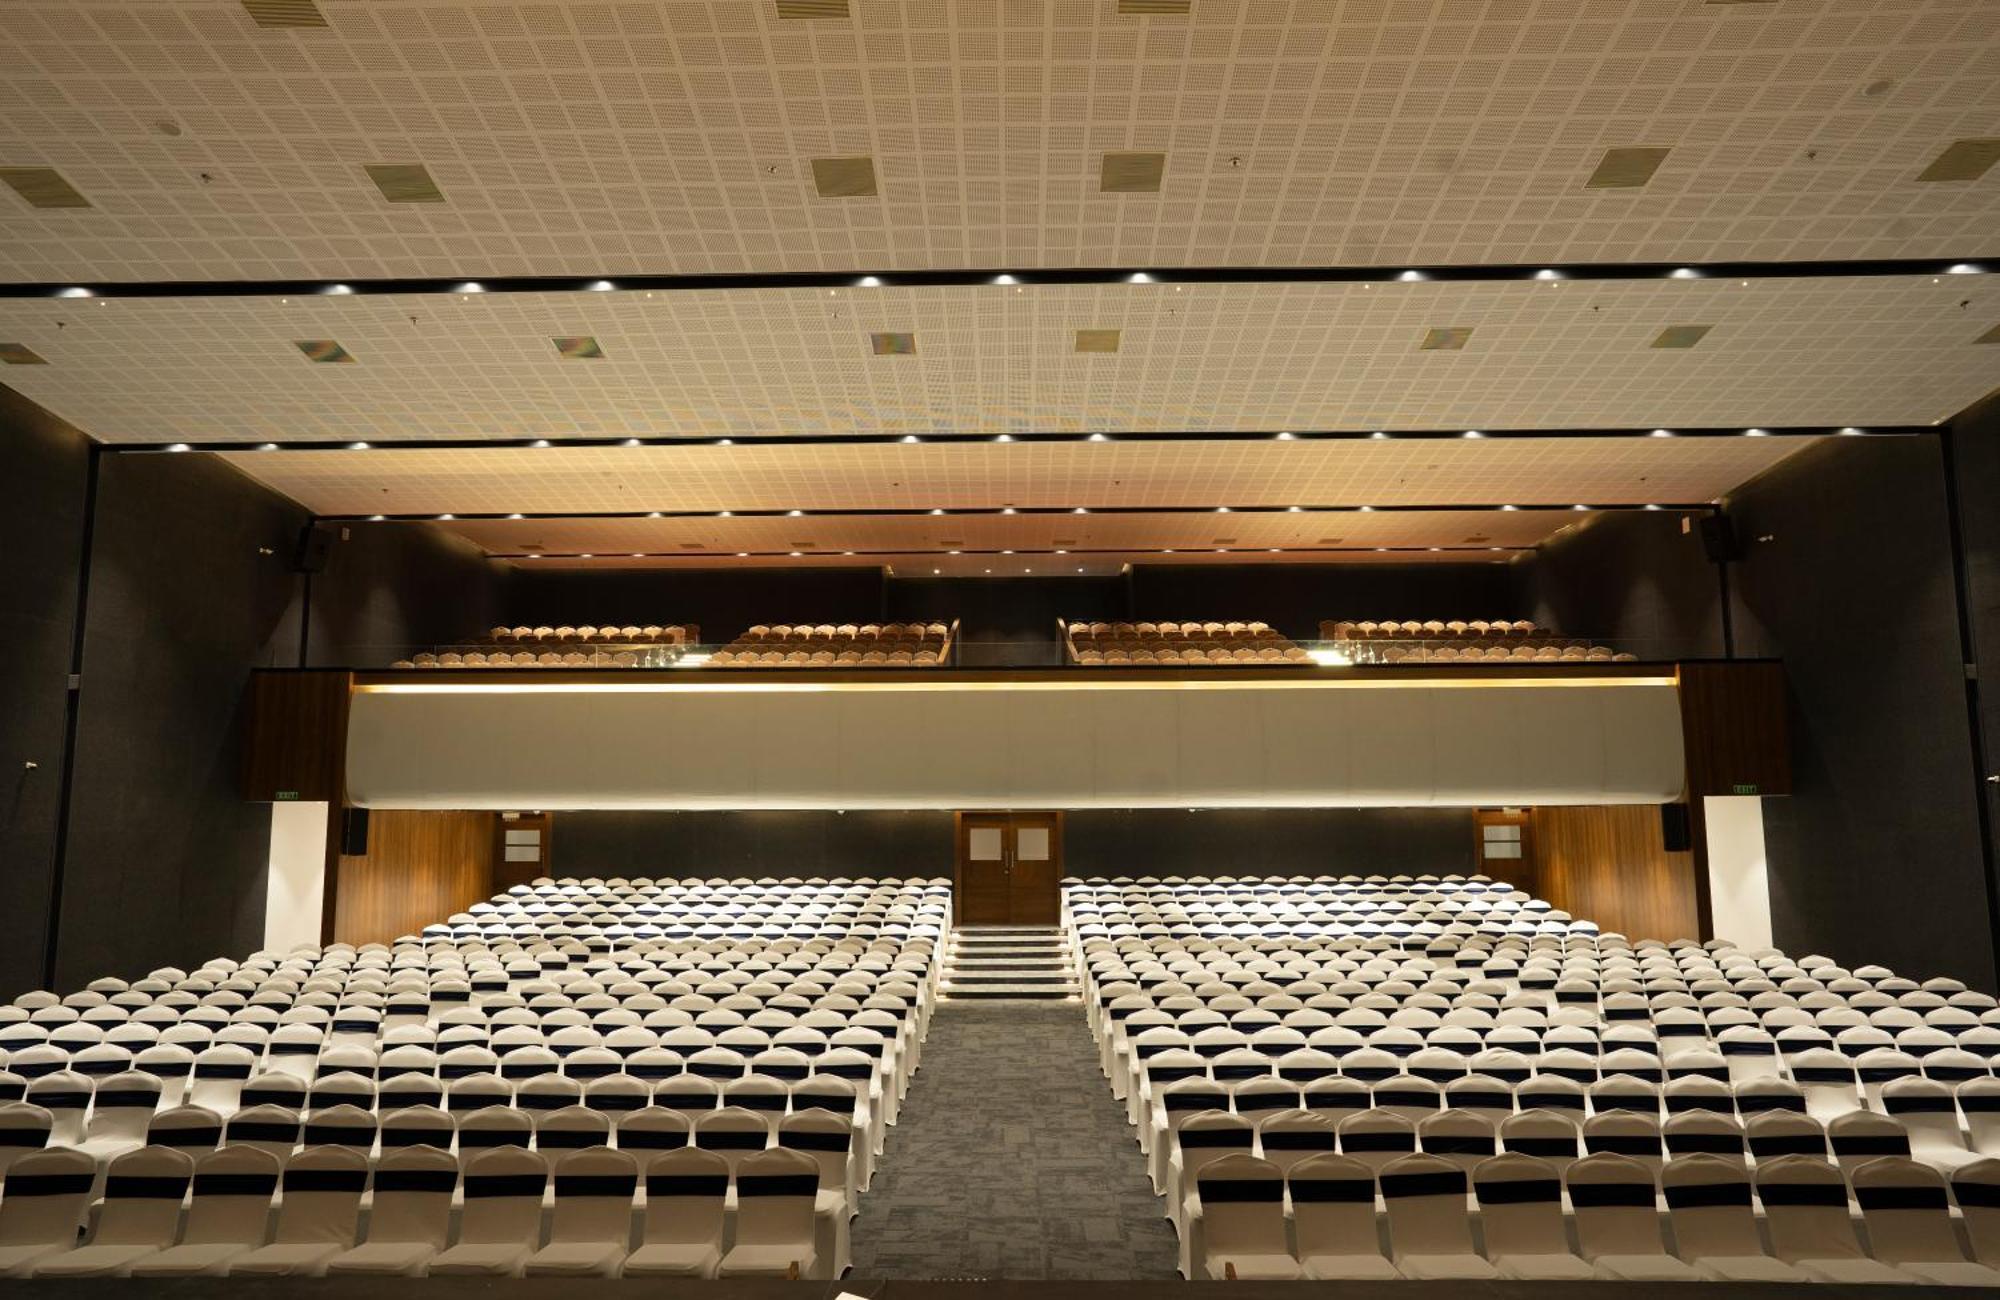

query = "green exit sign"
[[1731, 783, 1759, 795], [275, 790, 300, 801]]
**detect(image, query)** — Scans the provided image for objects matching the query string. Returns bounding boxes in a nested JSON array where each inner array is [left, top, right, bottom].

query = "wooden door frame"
[[952, 810, 1065, 925]]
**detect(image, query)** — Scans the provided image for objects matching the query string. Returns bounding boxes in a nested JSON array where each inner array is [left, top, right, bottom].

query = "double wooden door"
[[955, 811, 1062, 925]]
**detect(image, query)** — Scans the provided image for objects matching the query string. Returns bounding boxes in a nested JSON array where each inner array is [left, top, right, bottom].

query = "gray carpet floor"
[[848, 1000, 1182, 1280]]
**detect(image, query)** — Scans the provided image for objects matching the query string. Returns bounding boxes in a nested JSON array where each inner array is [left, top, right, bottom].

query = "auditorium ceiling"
[[1, 0, 1996, 571], [0, 0, 1993, 280]]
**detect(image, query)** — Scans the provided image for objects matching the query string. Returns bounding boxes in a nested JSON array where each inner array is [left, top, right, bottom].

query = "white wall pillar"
[[1703, 794, 1772, 949], [264, 801, 328, 952]]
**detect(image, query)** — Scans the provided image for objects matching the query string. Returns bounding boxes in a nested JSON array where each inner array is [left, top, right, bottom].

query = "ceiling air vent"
[[869, 332, 916, 356], [775, 0, 849, 16], [1462, 535, 1491, 544], [294, 340, 354, 363], [1975, 323, 2000, 345], [679, 543, 705, 550], [939, 539, 964, 547], [1316, 537, 1345, 545], [242, 0, 328, 27], [1586, 146, 1671, 189], [811, 156, 877, 198], [1918, 139, 2000, 183], [553, 336, 603, 359], [365, 163, 444, 203], [1211, 537, 1237, 546], [0, 167, 90, 209], [1420, 327, 1473, 351], [1100, 152, 1166, 193], [1075, 329, 1122, 353], [1652, 324, 1712, 349], [1118, 0, 1193, 13], [0, 342, 48, 365], [1053, 539, 1077, 547]]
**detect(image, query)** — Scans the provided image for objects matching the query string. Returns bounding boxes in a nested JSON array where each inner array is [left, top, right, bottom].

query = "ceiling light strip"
[[119, 426, 1916, 455], [9, 257, 1988, 302], [327, 502, 1706, 523]]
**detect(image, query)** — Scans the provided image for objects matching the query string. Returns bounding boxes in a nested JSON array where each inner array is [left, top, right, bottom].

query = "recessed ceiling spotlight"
[[789, 551, 802, 557], [256, 442, 278, 451], [648, 511, 662, 518], [1398, 270, 1425, 281], [1127, 272, 1153, 284], [902, 434, 920, 443], [996, 434, 1013, 442], [1838, 427, 1865, 436], [324, 283, 353, 295], [1744, 428, 1769, 437], [787, 509, 804, 516], [718, 438, 733, 445], [1500, 504, 1519, 511], [587, 280, 616, 291], [1573, 504, 1590, 511], [1358, 505, 1374, 513], [165, 442, 190, 452], [455, 281, 484, 294], [1001, 550, 1014, 555], [56, 286, 93, 299], [1948, 263, 1984, 275], [623, 438, 642, 446], [348, 441, 370, 450], [1088, 433, 1110, 442], [1001, 507, 1016, 515], [580, 553, 594, 558], [718, 510, 732, 517], [1428, 547, 1441, 553], [1374, 547, 1388, 553], [1074, 507, 1089, 514], [1643, 504, 1662, 511], [1162, 548, 1175, 554], [1669, 268, 1702, 279], [1533, 269, 1561, 281], [1462, 430, 1484, 438], [737, 552, 749, 557], [526, 552, 541, 559], [370, 514, 386, 522], [857, 276, 882, 287], [1369, 431, 1390, 440], [507, 512, 525, 520], [948, 550, 960, 555], [1275, 431, 1296, 440], [1215, 506, 1230, 513], [1055, 549, 1067, 555], [992, 274, 1017, 285], [1650, 429, 1675, 437], [1287, 506, 1303, 513], [930, 508, 945, 515], [529, 439, 550, 448], [630, 553, 644, 558]]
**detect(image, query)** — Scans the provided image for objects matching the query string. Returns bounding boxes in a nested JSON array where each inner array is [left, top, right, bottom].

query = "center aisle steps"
[[943, 926, 1078, 1000]]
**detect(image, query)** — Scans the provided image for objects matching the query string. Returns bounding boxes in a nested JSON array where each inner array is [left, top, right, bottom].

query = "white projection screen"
[[345, 677, 1687, 811]]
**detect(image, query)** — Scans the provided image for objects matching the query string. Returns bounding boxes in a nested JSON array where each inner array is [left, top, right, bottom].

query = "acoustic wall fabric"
[[344, 678, 1685, 810]]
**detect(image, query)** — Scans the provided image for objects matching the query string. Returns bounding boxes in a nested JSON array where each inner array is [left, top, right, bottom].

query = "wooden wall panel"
[[333, 809, 495, 947], [1679, 661, 1791, 797], [1530, 805, 1702, 943], [242, 670, 351, 803]]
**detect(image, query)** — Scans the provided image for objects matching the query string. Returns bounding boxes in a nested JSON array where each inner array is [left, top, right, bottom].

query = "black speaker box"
[[1660, 803, 1692, 853], [340, 807, 371, 856], [293, 523, 336, 574], [1698, 514, 1740, 563]]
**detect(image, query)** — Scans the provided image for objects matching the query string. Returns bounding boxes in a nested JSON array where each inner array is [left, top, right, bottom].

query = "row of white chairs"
[[0, 1141, 828, 1279], [1185, 1150, 2000, 1285]]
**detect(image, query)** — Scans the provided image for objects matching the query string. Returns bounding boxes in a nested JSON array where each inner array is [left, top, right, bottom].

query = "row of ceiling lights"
[[343, 502, 1686, 522], [20, 260, 1991, 302], [150, 425, 1886, 456], [504, 544, 1528, 559]]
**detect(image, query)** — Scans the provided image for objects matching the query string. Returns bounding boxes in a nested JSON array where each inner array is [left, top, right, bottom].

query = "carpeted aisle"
[[848, 1000, 1181, 1280]]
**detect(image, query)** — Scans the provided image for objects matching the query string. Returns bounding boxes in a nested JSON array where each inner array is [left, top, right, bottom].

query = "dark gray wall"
[[56, 452, 311, 987], [0, 389, 92, 993], [1065, 808, 1476, 878], [1518, 510, 1726, 660], [553, 811, 954, 879], [1947, 394, 2000, 964], [305, 521, 510, 666], [550, 808, 1474, 882], [1725, 436, 1996, 991], [890, 576, 1126, 665]]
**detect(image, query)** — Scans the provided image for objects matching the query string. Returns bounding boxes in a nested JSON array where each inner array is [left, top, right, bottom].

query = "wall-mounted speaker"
[[1660, 802, 1692, 853], [1697, 514, 1740, 564], [293, 522, 336, 574], [340, 807, 371, 856]]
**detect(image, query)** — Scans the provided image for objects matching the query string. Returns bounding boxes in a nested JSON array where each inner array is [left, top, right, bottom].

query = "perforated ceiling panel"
[[0, 275, 1992, 442], [216, 436, 1805, 516], [0, 0, 1995, 281]]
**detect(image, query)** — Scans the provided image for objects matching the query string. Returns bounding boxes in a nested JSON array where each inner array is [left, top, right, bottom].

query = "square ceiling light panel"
[[1586, 147, 1671, 189], [553, 336, 604, 359], [1420, 327, 1474, 351], [1075, 329, 1122, 353], [0, 167, 90, 209], [870, 332, 916, 356], [1101, 152, 1166, 193], [365, 163, 445, 203], [294, 339, 354, 363], [811, 156, 877, 198], [1652, 325, 1714, 349]]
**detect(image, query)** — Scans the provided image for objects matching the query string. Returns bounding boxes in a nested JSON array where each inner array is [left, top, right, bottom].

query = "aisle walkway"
[[849, 1000, 1180, 1280]]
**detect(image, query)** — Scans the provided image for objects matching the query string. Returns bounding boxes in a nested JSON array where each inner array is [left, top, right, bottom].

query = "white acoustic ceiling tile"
[[0, 0, 1993, 280]]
